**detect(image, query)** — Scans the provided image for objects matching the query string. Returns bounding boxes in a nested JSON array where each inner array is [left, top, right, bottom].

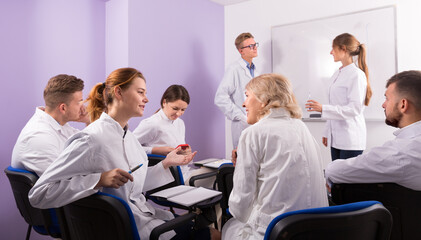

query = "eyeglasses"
[[241, 42, 259, 50]]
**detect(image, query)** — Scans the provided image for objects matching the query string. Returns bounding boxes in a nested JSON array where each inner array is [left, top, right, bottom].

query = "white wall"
[[223, 0, 421, 166]]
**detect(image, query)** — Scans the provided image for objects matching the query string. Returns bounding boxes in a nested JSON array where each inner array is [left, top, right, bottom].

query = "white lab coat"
[[222, 108, 328, 240], [214, 58, 259, 148], [325, 120, 421, 191], [133, 109, 216, 188], [29, 112, 176, 240], [11, 107, 79, 176], [322, 63, 367, 150], [133, 109, 192, 179]]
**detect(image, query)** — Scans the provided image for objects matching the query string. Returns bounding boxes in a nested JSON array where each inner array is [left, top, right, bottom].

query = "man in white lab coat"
[[11, 74, 89, 176], [325, 70, 421, 191], [214, 32, 259, 152]]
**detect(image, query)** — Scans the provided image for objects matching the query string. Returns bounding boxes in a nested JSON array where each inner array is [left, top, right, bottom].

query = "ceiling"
[[209, 0, 251, 6]]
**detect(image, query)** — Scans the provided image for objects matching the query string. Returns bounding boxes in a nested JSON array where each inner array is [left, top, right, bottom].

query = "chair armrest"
[[150, 212, 197, 240], [189, 171, 217, 187]]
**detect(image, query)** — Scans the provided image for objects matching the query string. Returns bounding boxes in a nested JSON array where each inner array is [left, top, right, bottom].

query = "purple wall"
[[0, 1, 106, 239], [0, 0, 224, 239], [127, 0, 226, 160]]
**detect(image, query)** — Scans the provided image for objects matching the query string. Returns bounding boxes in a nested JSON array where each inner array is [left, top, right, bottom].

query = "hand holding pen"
[[95, 168, 134, 189]]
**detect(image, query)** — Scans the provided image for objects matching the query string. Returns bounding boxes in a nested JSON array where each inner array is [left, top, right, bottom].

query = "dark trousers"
[[331, 147, 363, 161]]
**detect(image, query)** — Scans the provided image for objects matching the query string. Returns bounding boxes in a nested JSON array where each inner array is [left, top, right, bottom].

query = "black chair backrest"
[[216, 163, 234, 226], [4, 166, 61, 238], [267, 202, 392, 240], [58, 192, 140, 240], [331, 183, 421, 240]]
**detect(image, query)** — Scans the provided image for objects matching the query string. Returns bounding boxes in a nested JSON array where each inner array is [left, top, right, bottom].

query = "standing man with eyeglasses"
[[215, 32, 259, 164]]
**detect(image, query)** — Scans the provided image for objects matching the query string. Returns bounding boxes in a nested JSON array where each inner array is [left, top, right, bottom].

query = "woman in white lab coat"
[[29, 68, 218, 240], [222, 74, 328, 240], [306, 33, 372, 160], [133, 85, 215, 187]]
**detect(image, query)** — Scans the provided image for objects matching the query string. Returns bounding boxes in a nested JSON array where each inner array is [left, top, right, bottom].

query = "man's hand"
[[322, 137, 328, 147], [77, 105, 90, 125], [231, 148, 237, 167], [95, 168, 133, 189]]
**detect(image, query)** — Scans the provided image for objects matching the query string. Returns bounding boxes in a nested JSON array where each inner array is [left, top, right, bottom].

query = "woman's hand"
[[95, 168, 133, 189], [322, 137, 328, 147], [151, 146, 175, 156], [178, 145, 192, 155], [305, 100, 323, 112], [162, 147, 197, 169]]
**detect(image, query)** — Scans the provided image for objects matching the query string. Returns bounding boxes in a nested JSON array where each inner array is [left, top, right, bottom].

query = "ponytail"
[[333, 33, 372, 106], [87, 82, 107, 122], [357, 44, 372, 106]]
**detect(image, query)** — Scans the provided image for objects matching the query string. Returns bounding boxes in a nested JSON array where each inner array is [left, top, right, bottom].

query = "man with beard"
[[324, 70, 421, 191]]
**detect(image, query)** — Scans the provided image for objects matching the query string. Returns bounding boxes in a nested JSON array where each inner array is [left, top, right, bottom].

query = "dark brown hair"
[[386, 70, 421, 110], [43, 74, 84, 108], [160, 85, 190, 108]]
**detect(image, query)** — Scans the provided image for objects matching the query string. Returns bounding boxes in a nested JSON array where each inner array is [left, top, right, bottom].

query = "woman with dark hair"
[[306, 33, 372, 161], [29, 68, 219, 240], [134, 85, 215, 188]]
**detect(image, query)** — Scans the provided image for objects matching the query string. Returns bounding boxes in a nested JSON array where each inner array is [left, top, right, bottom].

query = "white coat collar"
[[157, 108, 174, 124], [339, 63, 358, 72], [35, 107, 70, 133], [394, 120, 421, 139], [237, 58, 253, 79], [259, 108, 291, 122], [99, 112, 128, 137]]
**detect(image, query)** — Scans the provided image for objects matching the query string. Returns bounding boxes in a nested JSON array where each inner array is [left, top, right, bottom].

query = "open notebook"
[[194, 158, 232, 169], [149, 185, 221, 207]]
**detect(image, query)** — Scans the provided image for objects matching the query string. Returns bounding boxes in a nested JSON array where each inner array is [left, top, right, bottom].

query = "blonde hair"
[[87, 67, 145, 122], [333, 33, 372, 106], [246, 73, 302, 120]]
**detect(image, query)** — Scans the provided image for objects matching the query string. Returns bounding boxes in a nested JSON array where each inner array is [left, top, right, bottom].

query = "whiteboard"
[[271, 6, 396, 120]]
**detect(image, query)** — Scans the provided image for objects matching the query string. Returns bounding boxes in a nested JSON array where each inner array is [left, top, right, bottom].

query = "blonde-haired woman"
[[222, 73, 328, 240]]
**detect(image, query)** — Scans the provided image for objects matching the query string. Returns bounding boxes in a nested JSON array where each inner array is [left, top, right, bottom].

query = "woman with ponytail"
[[29, 68, 219, 239], [306, 33, 372, 161]]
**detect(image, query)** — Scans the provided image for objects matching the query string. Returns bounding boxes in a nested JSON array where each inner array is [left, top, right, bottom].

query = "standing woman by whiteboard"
[[306, 33, 372, 161]]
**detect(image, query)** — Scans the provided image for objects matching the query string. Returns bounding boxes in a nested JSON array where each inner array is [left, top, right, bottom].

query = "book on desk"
[[149, 185, 222, 207], [194, 158, 232, 169]]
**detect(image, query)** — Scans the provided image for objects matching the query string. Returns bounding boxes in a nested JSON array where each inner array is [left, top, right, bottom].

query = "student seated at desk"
[[29, 68, 220, 240], [222, 74, 328, 240], [325, 70, 421, 191], [133, 85, 215, 188], [11, 74, 89, 176]]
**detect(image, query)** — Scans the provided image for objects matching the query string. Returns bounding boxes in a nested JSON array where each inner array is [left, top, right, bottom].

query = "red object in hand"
[[176, 144, 189, 150]]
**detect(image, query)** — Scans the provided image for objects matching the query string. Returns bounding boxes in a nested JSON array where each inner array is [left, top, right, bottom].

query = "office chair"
[[57, 191, 196, 240], [147, 154, 167, 167], [331, 183, 421, 240], [264, 201, 392, 240], [4, 166, 61, 240], [215, 163, 234, 228]]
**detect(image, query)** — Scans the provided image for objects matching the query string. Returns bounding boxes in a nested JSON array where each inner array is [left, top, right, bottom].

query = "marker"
[[128, 164, 143, 174]]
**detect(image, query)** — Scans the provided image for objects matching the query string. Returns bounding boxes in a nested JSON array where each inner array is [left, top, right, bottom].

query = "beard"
[[385, 104, 402, 128]]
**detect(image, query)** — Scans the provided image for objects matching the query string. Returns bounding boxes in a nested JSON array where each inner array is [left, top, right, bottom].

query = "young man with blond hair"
[[215, 32, 259, 159]]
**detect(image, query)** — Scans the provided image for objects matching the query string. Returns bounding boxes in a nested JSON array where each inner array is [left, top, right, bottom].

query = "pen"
[[128, 164, 143, 174]]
